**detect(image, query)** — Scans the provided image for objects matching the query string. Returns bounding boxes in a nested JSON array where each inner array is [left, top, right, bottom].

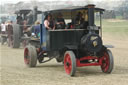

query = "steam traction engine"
[[24, 5, 114, 76]]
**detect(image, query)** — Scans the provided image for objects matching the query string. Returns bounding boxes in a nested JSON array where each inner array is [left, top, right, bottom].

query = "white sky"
[[1, 0, 102, 4], [0, 0, 125, 4]]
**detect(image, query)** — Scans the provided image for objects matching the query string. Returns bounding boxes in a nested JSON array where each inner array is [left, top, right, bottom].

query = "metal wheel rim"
[[64, 53, 72, 74], [101, 52, 109, 72], [24, 48, 29, 64]]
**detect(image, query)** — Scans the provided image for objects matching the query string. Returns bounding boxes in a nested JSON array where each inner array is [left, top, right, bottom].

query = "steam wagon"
[[10, 6, 42, 48], [24, 4, 114, 76]]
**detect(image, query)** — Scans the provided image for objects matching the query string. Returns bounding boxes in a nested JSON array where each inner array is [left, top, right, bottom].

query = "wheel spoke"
[[64, 53, 72, 74], [24, 48, 30, 64], [101, 50, 112, 73]]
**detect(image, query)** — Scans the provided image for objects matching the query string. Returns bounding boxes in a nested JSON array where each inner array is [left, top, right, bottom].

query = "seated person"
[[33, 21, 40, 38], [16, 14, 23, 24], [23, 20, 28, 33], [82, 21, 88, 29], [23, 20, 32, 37], [71, 12, 85, 29], [55, 13, 65, 29], [44, 14, 55, 30], [73, 12, 84, 26], [66, 22, 74, 29], [26, 11, 34, 25]]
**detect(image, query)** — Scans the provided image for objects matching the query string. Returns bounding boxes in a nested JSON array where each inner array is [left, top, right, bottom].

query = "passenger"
[[23, 20, 28, 33], [23, 20, 31, 37], [34, 21, 40, 38], [44, 14, 55, 30], [27, 11, 34, 25], [56, 13, 65, 29], [16, 14, 22, 24], [74, 12, 84, 25]]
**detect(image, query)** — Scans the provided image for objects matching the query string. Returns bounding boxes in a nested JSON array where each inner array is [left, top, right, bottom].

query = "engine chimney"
[[87, 4, 95, 26], [33, 6, 38, 22]]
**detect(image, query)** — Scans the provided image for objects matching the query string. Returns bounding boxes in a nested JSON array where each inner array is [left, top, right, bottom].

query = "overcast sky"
[[0, 0, 125, 4], [0, 0, 103, 4]]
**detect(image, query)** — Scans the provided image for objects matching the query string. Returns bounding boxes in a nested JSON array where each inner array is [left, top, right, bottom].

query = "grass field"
[[95, 19, 128, 40], [102, 19, 128, 36]]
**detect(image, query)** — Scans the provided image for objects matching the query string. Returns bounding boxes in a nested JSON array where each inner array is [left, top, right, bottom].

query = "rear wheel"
[[64, 51, 76, 76], [24, 45, 37, 67], [12, 24, 21, 48], [101, 49, 114, 73]]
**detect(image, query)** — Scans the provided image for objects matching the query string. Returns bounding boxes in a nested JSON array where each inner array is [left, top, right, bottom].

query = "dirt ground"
[[0, 33, 128, 85]]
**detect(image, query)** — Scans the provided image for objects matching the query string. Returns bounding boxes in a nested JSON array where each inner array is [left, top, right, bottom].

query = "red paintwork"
[[101, 52, 109, 72], [76, 56, 104, 67], [64, 53, 72, 75], [24, 48, 29, 64]]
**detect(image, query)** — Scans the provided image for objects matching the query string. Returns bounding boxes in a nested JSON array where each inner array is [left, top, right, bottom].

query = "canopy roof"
[[43, 5, 105, 19], [43, 5, 105, 13], [15, 10, 31, 14], [15, 10, 42, 15]]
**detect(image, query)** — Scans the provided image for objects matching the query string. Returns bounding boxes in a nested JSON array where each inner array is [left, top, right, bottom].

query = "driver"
[[74, 12, 84, 25]]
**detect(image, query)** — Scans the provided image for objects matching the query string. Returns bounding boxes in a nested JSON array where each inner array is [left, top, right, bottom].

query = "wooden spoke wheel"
[[64, 51, 76, 76], [24, 45, 37, 67], [101, 49, 114, 73]]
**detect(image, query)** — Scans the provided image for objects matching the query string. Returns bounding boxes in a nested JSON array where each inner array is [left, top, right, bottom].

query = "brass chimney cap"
[[85, 4, 96, 8]]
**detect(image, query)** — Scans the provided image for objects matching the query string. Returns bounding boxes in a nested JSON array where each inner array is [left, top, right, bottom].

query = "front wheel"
[[101, 49, 114, 73], [24, 45, 37, 67], [64, 51, 76, 76]]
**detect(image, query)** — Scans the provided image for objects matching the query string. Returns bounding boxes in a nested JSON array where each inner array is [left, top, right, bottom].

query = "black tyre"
[[12, 24, 21, 48], [24, 45, 37, 67], [64, 51, 76, 76], [101, 49, 114, 73]]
